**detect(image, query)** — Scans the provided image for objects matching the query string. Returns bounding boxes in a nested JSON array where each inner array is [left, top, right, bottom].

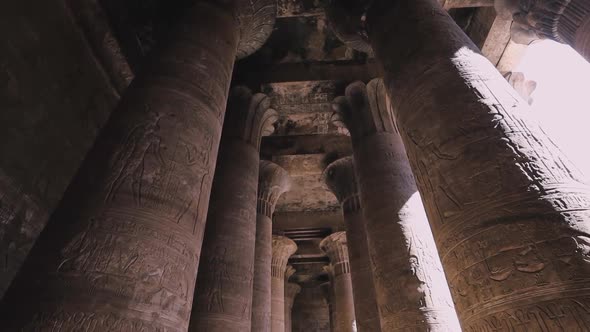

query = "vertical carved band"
[[323, 157, 361, 213], [271, 235, 297, 278], [258, 161, 291, 218], [320, 232, 352, 277]]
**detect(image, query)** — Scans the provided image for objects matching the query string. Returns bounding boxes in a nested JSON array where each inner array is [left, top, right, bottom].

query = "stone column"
[[320, 232, 357, 332], [495, 0, 590, 62], [319, 280, 335, 332], [252, 161, 292, 332], [0, 1, 276, 330], [332, 0, 590, 329], [332, 79, 461, 330], [284, 277, 301, 332], [271, 235, 297, 332], [189, 87, 278, 331], [324, 157, 382, 332]]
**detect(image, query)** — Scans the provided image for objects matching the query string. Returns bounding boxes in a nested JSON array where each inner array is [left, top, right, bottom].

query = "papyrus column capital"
[[320, 232, 351, 277], [258, 161, 291, 218], [323, 157, 360, 213], [271, 235, 297, 279]]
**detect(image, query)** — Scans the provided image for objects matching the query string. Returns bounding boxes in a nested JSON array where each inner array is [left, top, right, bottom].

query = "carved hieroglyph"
[[324, 157, 382, 331], [251, 161, 291, 332], [320, 232, 357, 332], [285, 281, 301, 332], [332, 79, 461, 331], [495, 0, 590, 62], [271, 235, 297, 332], [189, 86, 277, 331], [364, 0, 590, 329], [0, 1, 275, 330]]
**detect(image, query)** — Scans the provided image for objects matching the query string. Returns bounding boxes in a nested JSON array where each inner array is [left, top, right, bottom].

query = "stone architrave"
[[320, 232, 357, 332], [319, 279, 335, 332], [251, 161, 292, 332], [189, 87, 278, 331], [332, 79, 461, 331], [285, 281, 301, 332], [330, 0, 590, 329], [0, 1, 276, 330], [324, 157, 382, 332], [271, 235, 298, 332], [495, 0, 590, 62]]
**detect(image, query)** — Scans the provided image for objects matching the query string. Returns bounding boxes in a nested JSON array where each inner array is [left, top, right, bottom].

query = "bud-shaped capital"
[[226, 86, 278, 149], [323, 157, 360, 213], [272, 235, 297, 279], [320, 232, 351, 277], [258, 161, 291, 217], [331, 78, 398, 142]]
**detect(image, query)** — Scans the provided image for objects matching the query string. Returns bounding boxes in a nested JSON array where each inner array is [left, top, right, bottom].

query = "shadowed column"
[[329, 0, 590, 329], [332, 79, 461, 331], [495, 0, 590, 62], [324, 157, 382, 332], [189, 87, 278, 331], [285, 281, 301, 332], [271, 235, 297, 332], [0, 0, 276, 329], [252, 161, 292, 332], [320, 232, 357, 332], [320, 277, 335, 332]]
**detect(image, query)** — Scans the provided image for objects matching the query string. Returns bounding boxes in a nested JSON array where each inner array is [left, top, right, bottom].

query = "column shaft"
[[344, 207, 381, 331], [189, 140, 259, 331], [284, 282, 301, 332], [324, 158, 382, 331], [252, 161, 291, 332], [271, 236, 297, 332], [0, 2, 238, 330], [368, 0, 590, 329], [252, 213, 273, 331], [320, 281, 336, 332]]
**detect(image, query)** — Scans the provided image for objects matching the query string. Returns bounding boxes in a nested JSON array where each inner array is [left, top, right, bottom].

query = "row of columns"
[[0, 0, 589, 330]]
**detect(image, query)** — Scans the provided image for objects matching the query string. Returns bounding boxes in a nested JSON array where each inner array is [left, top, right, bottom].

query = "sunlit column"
[[329, 0, 590, 329], [331, 79, 461, 331], [189, 87, 278, 331], [324, 157, 382, 331], [495, 0, 590, 62]]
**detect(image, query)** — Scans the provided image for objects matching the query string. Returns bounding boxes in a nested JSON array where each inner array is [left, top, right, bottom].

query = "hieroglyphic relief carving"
[[0, 1, 241, 330], [357, 0, 590, 329]]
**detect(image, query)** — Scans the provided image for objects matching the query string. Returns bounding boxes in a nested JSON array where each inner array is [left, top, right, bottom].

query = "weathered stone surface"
[[271, 235, 297, 332], [495, 0, 590, 61], [332, 79, 461, 330], [324, 157, 382, 332], [292, 286, 330, 332], [0, 0, 119, 299], [0, 1, 240, 330], [251, 161, 291, 332], [319, 280, 335, 332], [366, 0, 590, 329], [285, 281, 302, 332], [190, 87, 277, 331], [320, 232, 356, 332]]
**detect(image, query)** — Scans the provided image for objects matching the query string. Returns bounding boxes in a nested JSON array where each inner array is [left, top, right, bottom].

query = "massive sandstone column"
[[319, 281, 335, 332], [324, 157, 382, 332], [271, 235, 297, 332], [319, 232, 357, 332], [285, 281, 301, 332], [332, 79, 461, 331], [252, 161, 292, 332], [495, 0, 590, 62], [330, 0, 590, 329], [0, 0, 276, 330], [189, 87, 278, 331]]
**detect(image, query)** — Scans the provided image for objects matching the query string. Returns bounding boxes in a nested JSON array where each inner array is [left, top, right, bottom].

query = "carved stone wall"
[[292, 286, 330, 332], [0, 0, 119, 298]]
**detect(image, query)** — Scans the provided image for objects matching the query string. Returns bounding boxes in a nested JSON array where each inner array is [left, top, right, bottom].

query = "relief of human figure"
[[105, 111, 167, 205]]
